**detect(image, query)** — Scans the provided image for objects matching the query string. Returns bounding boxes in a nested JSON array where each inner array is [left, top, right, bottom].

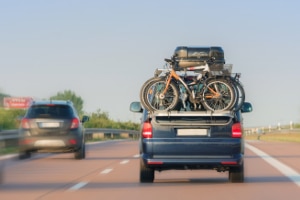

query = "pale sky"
[[1, 0, 299, 128]]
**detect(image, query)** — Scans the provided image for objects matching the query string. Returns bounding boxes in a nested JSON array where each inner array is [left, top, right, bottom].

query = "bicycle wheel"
[[143, 79, 180, 112], [201, 78, 235, 111], [231, 80, 245, 111], [140, 77, 164, 111]]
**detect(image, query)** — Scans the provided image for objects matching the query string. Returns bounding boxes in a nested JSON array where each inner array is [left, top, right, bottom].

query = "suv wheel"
[[140, 158, 154, 183], [74, 143, 85, 160], [229, 164, 244, 183], [19, 151, 31, 159]]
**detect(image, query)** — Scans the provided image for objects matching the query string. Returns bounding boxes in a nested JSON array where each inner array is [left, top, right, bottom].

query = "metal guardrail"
[[244, 127, 300, 136], [0, 130, 19, 141], [0, 128, 140, 149]]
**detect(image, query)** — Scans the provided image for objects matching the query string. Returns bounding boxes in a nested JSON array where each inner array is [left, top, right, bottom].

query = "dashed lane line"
[[68, 182, 88, 191], [246, 143, 300, 187], [100, 168, 113, 174], [0, 154, 17, 160], [67, 168, 113, 191], [120, 159, 129, 164], [65, 154, 138, 191]]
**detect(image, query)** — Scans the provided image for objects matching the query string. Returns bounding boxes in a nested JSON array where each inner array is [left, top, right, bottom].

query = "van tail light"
[[148, 161, 163, 165], [232, 122, 242, 138], [70, 118, 80, 129], [142, 121, 153, 138], [21, 118, 30, 129], [221, 161, 238, 165]]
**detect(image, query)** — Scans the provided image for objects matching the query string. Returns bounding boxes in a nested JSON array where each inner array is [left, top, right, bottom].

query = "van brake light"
[[232, 122, 242, 138], [142, 121, 152, 138]]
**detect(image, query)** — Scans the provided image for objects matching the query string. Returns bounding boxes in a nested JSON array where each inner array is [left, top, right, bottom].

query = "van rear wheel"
[[140, 158, 154, 183], [229, 164, 244, 183]]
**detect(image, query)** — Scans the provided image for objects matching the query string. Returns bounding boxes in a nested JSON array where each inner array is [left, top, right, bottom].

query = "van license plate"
[[177, 129, 208, 136]]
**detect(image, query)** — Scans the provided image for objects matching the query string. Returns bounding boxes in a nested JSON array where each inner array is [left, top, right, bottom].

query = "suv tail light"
[[142, 121, 152, 138], [232, 122, 242, 138], [70, 118, 80, 129], [21, 118, 30, 129]]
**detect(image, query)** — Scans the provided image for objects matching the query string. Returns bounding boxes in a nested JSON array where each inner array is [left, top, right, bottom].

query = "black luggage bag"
[[173, 46, 225, 68]]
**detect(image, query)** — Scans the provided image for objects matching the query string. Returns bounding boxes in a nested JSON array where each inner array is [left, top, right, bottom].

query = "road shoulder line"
[[246, 143, 300, 187]]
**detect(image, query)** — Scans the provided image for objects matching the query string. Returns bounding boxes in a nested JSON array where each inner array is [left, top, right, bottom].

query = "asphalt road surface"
[[1, 140, 300, 200]]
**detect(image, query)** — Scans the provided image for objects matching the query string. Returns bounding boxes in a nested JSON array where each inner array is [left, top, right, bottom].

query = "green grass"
[[245, 132, 300, 143], [0, 147, 18, 155]]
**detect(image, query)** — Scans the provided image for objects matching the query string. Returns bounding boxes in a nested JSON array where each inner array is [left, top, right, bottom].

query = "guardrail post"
[[0, 140, 5, 148], [120, 133, 129, 138], [93, 133, 104, 139]]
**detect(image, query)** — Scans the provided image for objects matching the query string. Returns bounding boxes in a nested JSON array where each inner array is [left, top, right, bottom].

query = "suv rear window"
[[27, 105, 73, 118]]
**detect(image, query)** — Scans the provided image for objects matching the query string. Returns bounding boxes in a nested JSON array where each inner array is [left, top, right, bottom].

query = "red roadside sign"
[[3, 97, 33, 109]]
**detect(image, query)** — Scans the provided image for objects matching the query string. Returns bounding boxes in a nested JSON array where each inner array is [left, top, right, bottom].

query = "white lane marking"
[[68, 182, 88, 191], [120, 160, 129, 164], [100, 168, 113, 174], [133, 154, 140, 158], [0, 154, 18, 160], [246, 143, 300, 187]]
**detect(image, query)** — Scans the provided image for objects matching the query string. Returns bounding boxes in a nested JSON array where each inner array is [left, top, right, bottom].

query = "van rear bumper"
[[141, 153, 243, 171]]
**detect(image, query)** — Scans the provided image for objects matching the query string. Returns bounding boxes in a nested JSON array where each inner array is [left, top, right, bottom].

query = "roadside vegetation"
[[0, 147, 18, 155], [245, 130, 300, 143]]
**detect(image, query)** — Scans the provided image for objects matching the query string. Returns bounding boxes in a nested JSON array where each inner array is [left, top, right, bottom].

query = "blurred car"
[[18, 100, 89, 160]]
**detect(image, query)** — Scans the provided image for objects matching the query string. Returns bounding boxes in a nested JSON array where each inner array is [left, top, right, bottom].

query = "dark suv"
[[18, 100, 89, 160]]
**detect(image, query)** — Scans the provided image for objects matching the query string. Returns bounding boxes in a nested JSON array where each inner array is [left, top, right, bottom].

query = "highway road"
[[0, 140, 300, 200]]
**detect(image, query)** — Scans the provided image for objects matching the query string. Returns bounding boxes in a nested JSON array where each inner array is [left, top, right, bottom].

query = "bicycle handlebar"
[[164, 56, 215, 65], [164, 58, 173, 64]]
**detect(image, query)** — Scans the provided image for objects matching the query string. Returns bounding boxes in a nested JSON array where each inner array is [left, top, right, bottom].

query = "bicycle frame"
[[162, 69, 193, 98], [161, 66, 217, 106]]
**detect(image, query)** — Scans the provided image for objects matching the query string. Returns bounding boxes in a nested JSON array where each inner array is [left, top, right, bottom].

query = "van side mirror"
[[241, 102, 253, 113]]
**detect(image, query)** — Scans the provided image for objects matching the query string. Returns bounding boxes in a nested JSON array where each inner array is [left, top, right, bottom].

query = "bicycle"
[[207, 68, 246, 111], [228, 73, 246, 111], [140, 58, 236, 112]]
